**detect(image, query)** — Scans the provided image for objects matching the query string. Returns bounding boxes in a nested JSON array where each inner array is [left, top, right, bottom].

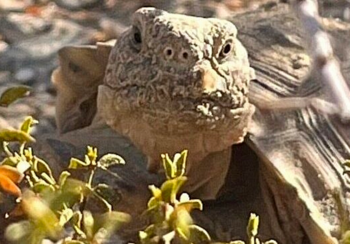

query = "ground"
[[0, 1, 350, 243], [0, 0, 348, 134]]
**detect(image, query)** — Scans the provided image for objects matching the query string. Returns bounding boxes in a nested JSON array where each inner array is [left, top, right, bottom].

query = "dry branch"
[[290, 0, 350, 121]]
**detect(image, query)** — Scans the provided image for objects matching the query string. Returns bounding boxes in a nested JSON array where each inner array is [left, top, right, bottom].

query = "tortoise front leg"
[[183, 148, 232, 200]]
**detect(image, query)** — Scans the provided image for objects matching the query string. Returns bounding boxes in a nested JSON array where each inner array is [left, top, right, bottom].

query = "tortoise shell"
[[42, 3, 350, 244]]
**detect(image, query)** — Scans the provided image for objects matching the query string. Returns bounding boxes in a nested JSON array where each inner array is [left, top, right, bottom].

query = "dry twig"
[[291, 0, 350, 121], [258, 0, 350, 121]]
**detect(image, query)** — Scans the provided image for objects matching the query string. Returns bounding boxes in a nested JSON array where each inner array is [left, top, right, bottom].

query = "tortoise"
[[32, 2, 350, 244]]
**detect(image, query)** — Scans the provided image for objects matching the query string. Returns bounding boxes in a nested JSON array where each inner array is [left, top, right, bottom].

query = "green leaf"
[[5, 221, 33, 243], [139, 230, 148, 240], [160, 176, 187, 203], [32, 181, 55, 194], [161, 150, 188, 179], [174, 150, 187, 178], [20, 116, 38, 134], [342, 231, 350, 244], [149, 185, 162, 198], [263, 240, 278, 244], [93, 183, 121, 206], [162, 153, 175, 179], [177, 199, 203, 212], [71, 211, 86, 238], [58, 171, 71, 187], [0, 157, 17, 167], [98, 153, 125, 169], [29, 170, 41, 185], [187, 225, 211, 243], [63, 241, 85, 244], [1, 141, 12, 156], [21, 190, 63, 239], [0, 86, 31, 107], [91, 188, 112, 212], [34, 158, 55, 183], [94, 211, 131, 240], [41, 173, 56, 186], [148, 185, 162, 209], [23, 148, 33, 162], [59, 207, 74, 227], [87, 146, 98, 165], [51, 179, 88, 211], [0, 129, 35, 143], [140, 224, 156, 243], [173, 209, 192, 239], [69, 158, 89, 169], [247, 213, 259, 238], [82, 211, 95, 239]]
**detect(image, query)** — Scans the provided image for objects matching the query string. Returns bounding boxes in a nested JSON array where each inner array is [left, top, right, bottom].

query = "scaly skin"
[[97, 8, 255, 199]]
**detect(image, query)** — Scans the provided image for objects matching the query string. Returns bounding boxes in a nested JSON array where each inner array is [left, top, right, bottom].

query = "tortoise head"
[[99, 7, 255, 136]]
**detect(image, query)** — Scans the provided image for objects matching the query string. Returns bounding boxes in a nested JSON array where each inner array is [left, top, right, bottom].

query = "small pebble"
[[55, 0, 103, 10], [14, 68, 37, 84], [0, 41, 8, 53]]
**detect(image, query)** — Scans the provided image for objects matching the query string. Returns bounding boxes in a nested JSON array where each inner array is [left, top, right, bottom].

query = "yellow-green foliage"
[[0, 116, 129, 244], [0, 86, 277, 244], [140, 150, 211, 244], [139, 151, 277, 244]]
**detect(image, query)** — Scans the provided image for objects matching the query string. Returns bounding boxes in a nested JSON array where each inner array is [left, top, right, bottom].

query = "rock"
[[0, 16, 95, 134], [0, 19, 95, 71], [321, 0, 350, 22], [99, 18, 127, 39], [0, 41, 9, 53], [54, 0, 103, 10], [0, 72, 10, 86], [0, 13, 52, 43], [0, 0, 31, 12], [14, 67, 37, 85]]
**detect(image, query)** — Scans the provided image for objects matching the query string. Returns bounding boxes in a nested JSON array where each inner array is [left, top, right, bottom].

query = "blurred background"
[[0, 0, 349, 134]]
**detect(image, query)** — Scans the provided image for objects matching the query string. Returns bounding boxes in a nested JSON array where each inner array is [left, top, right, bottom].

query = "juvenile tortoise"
[[41, 3, 350, 244]]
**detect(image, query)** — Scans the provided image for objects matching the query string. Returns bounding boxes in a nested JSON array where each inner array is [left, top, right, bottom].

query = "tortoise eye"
[[133, 27, 142, 44], [134, 31, 141, 43], [220, 42, 232, 57], [68, 62, 81, 73]]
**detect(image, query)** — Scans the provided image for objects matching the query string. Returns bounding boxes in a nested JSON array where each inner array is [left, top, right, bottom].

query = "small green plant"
[[0, 86, 277, 244], [229, 213, 277, 244], [139, 150, 211, 244], [0, 117, 130, 244], [140, 151, 278, 244]]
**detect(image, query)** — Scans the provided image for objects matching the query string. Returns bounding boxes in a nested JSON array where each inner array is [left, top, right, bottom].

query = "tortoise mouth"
[[98, 84, 252, 137], [113, 83, 245, 114], [119, 86, 249, 130], [170, 91, 245, 121]]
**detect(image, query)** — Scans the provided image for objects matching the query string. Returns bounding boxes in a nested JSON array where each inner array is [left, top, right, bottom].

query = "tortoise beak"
[[199, 63, 227, 93]]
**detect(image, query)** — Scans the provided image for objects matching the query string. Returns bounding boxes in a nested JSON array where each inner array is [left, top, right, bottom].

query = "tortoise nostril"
[[165, 48, 173, 56], [182, 51, 189, 60], [164, 47, 175, 60]]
